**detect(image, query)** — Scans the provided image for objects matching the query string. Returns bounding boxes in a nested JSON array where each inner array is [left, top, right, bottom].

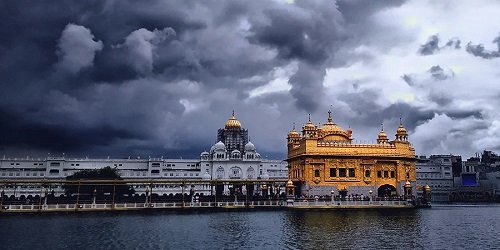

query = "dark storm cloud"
[[1, 0, 486, 158], [428, 65, 452, 80], [466, 42, 500, 59], [418, 35, 440, 55], [336, 89, 434, 133], [445, 38, 461, 49], [0, 0, 354, 157], [401, 74, 415, 86]]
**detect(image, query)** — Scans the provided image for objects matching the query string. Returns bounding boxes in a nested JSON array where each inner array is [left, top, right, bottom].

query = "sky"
[[1, 0, 500, 160]]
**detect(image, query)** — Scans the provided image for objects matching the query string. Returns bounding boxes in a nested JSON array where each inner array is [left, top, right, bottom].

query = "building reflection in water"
[[282, 210, 423, 249]]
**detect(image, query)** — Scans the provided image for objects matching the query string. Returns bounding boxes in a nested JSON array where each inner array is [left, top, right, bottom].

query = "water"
[[1, 205, 499, 250]]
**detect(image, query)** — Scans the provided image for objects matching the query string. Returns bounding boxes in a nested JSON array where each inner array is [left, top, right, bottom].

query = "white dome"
[[231, 149, 240, 154], [255, 153, 261, 158], [200, 151, 209, 157], [245, 141, 255, 151], [214, 141, 226, 151]]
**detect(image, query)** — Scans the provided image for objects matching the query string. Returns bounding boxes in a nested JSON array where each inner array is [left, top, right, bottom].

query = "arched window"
[[247, 167, 255, 179], [229, 166, 242, 179], [216, 167, 225, 179]]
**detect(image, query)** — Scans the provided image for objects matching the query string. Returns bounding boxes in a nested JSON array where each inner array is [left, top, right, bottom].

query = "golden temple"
[[287, 110, 416, 198]]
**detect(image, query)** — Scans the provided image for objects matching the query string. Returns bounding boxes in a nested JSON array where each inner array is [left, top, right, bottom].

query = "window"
[[390, 171, 395, 178], [314, 169, 320, 178], [151, 170, 160, 174], [49, 169, 60, 174], [365, 170, 371, 178], [384, 171, 389, 178], [377, 171, 382, 178], [330, 168, 337, 177], [339, 168, 346, 177], [50, 162, 60, 167], [348, 168, 355, 177]]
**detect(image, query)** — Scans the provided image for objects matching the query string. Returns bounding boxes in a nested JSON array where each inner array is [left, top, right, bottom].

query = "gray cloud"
[[428, 65, 453, 80], [418, 35, 440, 55], [56, 24, 103, 74], [445, 38, 461, 49], [114, 27, 176, 75], [466, 42, 500, 59]]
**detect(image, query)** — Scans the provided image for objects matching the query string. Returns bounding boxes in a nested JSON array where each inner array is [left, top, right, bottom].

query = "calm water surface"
[[1, 205, 499, 250]]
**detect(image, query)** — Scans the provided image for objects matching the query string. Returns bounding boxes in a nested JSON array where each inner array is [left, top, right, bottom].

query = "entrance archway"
[[378, 184, 396, 197]]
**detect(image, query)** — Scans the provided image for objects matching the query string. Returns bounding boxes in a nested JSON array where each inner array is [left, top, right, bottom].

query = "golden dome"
[[225, 111, 241, 129], [378, 130, 388, 138], [397, 125, 407, 134], [396, 118, 408, 135], [303, 114, 316, 130], [320, 110, 344, 133], [288, 123, 300, 138], [378, 124, 388, 139]]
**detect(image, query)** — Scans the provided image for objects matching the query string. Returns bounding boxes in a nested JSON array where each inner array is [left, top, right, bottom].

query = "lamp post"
[[43, 188, 48, 206], [369, 190, 373, 203], [92, 188, 97, 206], [234, 187, 238, 205], [145, 186, 150, 206], [0, 189, 4, 208], [331, 190, 335, 204]]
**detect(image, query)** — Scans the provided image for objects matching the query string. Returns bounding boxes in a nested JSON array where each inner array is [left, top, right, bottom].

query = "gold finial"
[[308, 113, 311, 122], [293, 122, 296, 130], [381, 123, 384, 131], [232, 109, 235, 117], [399, 116, 403, 126]]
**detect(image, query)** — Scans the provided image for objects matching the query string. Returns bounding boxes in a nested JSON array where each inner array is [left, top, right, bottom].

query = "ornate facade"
[[287, 110, 416, 197]]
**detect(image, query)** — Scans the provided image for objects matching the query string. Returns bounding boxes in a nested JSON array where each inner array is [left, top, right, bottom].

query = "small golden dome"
[[378, 130, 388, 138], [287, 180, 294, 187], [396, 118, 408, 135], [397, 125, 407, 134], [424, 185, 431, 191], [288, 123, 300, 138], [225, 110, 241, 129], [303, 114, 316, 130], [378, 124, 388, 139]]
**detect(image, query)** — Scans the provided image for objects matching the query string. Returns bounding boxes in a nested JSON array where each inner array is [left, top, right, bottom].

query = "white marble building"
[[0, 113, 288, 197]]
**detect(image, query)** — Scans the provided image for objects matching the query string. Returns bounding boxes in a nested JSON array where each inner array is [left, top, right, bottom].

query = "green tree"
[[64, 167, 134, 197]]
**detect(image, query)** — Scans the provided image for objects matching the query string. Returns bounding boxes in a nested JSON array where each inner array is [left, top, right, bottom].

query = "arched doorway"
[[378, 184, 396, 197]]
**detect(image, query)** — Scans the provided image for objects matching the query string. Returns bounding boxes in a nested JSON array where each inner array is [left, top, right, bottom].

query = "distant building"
[[286, 110, 416, 198], [416, 155, 454, 202], [0, 112, 288, 198]]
